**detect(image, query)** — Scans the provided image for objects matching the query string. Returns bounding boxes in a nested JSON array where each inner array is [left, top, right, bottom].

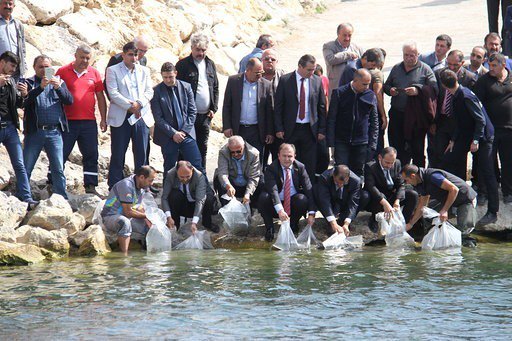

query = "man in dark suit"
[[222, 58, 273, 160], [150, 62, 203, 175], [315, 165, 361, 236], [176, 32, 219, 170], [258, 143, 316, 241], [359, 147, 419, 231], [274, 54, 327, 179], [327, 68, 379, 177], [439, 69, 498, 227], [430, 50, 477, 169], [161, 161, 218, 234]]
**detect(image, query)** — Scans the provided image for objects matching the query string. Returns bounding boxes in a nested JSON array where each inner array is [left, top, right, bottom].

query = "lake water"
[[1, 244, 512, 340]]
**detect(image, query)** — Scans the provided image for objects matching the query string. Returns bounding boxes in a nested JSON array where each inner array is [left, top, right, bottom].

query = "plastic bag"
[[218, 198, 250, 235], [145, 206, 173, 253], [92, 199, 106, 227], [421, 218, 462, 250], [175, 230, 213, 250], [142, 191, 158, 209], [375, 210, 415, 248], [422, 207, 440, 219], [296, 225, 319, 249], [322, 232, 364, 250], [273, 221, 300, 250]]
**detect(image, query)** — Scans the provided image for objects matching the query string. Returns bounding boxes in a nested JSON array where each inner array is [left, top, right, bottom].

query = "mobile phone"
[[44, 67, 55, 79]]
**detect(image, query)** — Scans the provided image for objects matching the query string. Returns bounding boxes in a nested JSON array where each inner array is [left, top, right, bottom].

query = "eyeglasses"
[[264, 57, 277, 62], [254, 71, 265, 75], [230, 149, 243, 155]]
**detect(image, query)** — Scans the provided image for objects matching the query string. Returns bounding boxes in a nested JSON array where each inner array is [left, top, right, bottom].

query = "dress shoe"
[[504, 194, 512, 204], [477, 195, 488, 206], [462, 235, 477, 248], [265, 227, 274, 242], [368, 218, 379, 233], [477, 212, 497, 227]]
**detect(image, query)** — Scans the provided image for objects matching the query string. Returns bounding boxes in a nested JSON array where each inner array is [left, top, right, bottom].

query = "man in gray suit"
[[161, 161, 218, 234], [223, 57, 274, 160], [105, 41, 154, 189], [322, 23, 364, 99], [214, 136, 262, 207]]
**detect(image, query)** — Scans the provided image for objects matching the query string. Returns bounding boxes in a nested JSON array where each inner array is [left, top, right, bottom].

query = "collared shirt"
[[380, 163, 395, 187], [273, 165, 316, 216], [295, 70, 310, 123], [325, 183, 351, 224], [34, 77, 65, 126], [73, 68, 88, 78], [0, 17, 18, 55], [0, 84, 10, 120], [121, 62, 139, 100], [194, 58, 211, 114], [232, 154, 248, 187], [240, 76, 258, 125]]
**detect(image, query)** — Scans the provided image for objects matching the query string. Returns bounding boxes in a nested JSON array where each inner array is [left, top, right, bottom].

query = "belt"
[[38, 124, 59, 130], [240, 124, 258, 128], [295, 123, 310, 127], [0, 121, 12, 128]]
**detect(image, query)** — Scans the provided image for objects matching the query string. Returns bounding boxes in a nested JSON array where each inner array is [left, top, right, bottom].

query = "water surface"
[[1, 244, 512, 339]]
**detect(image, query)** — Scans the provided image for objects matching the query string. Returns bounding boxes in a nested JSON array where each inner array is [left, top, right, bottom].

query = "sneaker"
[[477, 212, 497, 227], [24, 199, 39, 211], [504, 195, 512, 204], [84, 185, 97, 194], [477, 195, 488, 206]]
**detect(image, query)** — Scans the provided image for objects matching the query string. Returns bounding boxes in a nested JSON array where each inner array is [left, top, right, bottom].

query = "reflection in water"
[[1, 244, 512, 339]]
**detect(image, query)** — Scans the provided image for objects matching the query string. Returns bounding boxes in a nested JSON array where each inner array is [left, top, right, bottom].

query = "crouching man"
[[161, 161, 218, 234], [401, 164, 477, 246], [101, 165, 157, 254]]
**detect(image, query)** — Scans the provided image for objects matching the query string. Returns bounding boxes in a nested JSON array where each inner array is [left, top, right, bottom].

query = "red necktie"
[[283, 167, 291, 215], [299, 78, 306, 120]]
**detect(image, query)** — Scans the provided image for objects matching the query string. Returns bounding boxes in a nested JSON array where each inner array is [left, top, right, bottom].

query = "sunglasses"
[[264, 57, 277, 62], [230, 149, 243, 155]]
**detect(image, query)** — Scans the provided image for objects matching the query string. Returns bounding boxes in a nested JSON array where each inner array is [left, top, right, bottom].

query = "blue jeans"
[[62, 120, 99, 186], [0, 123, 32, 201], [23, 128, 67, 199], [162, 135, 203, 175], [108, 115, 149, 189]]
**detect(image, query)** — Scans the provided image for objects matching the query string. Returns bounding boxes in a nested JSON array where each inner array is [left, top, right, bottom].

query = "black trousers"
[[167, 188, 214, 229], [494, 129, 512, 196], [487, 0, 512, 37], [334, 141, 367, 178], [316, 138, 329, 176], [287, 124, 317, 181], [213, 176, 262, 209], [388, 109, 426, 167], [258, 191, 308, 232], [263, 137, 282, 168], [238, 125, 264, 162], [359, 188, 419, 224], [429, 116, 454, 169], [477, 139, 500, 214], [443, 137, 471, 181], [195, 113, 212, 170]]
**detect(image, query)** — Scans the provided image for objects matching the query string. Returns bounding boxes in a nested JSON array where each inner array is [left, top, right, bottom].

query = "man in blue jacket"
[[439, 69, 498, 227], [23, 55, 73, 199], [150, 62, 202, 175], [327, 68, 378, 177]]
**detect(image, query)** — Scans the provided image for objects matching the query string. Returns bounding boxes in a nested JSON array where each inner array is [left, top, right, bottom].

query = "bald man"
[[222, 57, 274, 159], [327, 68, 379, 177]]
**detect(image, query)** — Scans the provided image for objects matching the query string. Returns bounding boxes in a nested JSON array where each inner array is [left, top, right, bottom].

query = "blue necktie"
[[171, 87, 183, 129]]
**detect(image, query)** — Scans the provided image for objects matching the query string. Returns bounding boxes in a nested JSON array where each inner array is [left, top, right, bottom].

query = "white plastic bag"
[[273, 221, 300, 250], [142, 191, 158, 209], [322, 232, 364, 250], [175, 230, 213, 250], [375, 210, 415, 248], [218, 198, 250, 235], [422, 207, 440, 219], [92, 199, 106, 227], [421, 218, 462, 250], [297, 225, 319, 249], [145, 206, 173, 253]]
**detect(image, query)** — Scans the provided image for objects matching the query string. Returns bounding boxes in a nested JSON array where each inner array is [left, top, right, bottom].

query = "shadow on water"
[[1, 244, 512, 339]]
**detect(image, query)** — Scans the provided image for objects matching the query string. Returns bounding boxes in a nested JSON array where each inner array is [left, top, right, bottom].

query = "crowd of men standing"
[[1, 0, 511, 252]]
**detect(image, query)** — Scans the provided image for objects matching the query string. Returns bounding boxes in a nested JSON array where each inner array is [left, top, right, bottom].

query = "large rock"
[[0, 241, 46, 266], [68, 193, 102, 224], [0, 226, 17, 243], [0, 161, 11, 190], [24, 25, 82, 66], [21, 0, 74, 24], [476, 200, 512, 232], [0, 192, 28, 228], [25, 194, 74, 230], [16, 226, 70, 255], [63, 213, 87, 236], [77, 225, 111, 256]]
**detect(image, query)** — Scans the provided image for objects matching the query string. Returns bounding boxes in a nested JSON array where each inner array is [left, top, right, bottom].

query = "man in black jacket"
[[314, 165, 362, 236], [360, 147, 418, 231], [176, 32, 219, 169], [258, 143, 316, 241], [0, 51, 36, 205], [327, 68, 378, 177], [274, 54, 327, 179]]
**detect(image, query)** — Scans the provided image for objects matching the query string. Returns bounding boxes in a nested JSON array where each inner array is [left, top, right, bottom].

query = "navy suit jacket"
[[151, 80, 197, 147]]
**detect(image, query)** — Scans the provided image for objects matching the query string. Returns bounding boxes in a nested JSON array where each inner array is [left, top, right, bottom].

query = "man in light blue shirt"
[[238, 34, 275, 73], [0, 0, 26, 80]]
